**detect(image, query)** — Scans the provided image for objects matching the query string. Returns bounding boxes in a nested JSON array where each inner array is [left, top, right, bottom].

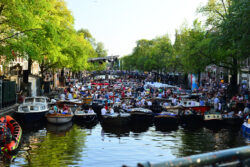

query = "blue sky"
[[65, 0, 207, 57]]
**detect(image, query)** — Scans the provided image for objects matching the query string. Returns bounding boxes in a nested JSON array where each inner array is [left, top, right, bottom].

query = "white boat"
[[181, 100, 200, 107], [57, 99, 84, 106], [46, 110, 74, 124], [204, 111, 223, 128], [15, 96, 50, 121]]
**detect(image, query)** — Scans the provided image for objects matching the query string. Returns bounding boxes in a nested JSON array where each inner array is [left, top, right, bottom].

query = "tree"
[[0, 0, 51, 56], [122, 36, 174, 73], [77, 29, 107, 71], [175, 20, 213, 85], [199, 0, 250, 95]]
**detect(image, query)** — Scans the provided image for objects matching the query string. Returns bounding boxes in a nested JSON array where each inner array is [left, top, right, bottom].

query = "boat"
[[82, 97, 93, 105], [46, 112, 74, 124], [128, 108, 154, 124], [91, 99, 108, 116], [15, 96, 50, 121], [204, 110, 223, 129], [154, 112, 179, 128], [46, 106, 74, 124], [222, 112, 244, 127], [179, 109, 203, 127], [0, 115, 22, 153], [101, 113, 131, 127], [163, 105, 183, 115], [181, 100, 210, 114], [56, 99, 84, 107], [74, 107, 97, 124]]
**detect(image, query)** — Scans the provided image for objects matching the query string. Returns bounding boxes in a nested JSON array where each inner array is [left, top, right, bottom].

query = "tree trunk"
[[184, 73, 189, 89], [229, 58, 238, 97], [40, 60, 45, 83], [23, 58, 32, 84], [198, 70, 201, 87], [28, 58, 32, 75], [59, 68, 65, 87], [61, 68, 64, 77]]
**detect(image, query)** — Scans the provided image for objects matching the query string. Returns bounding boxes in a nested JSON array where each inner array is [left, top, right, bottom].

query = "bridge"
[[88, 55, 119, 63]]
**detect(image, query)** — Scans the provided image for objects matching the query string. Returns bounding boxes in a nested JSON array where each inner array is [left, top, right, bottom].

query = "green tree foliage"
[[77, 29, 107, 71], [198, 0, 231, 28], [0, 0, 51, 60], [199, 0, 250, 94], [121, 36, 174, 72], [0, 0, 107, 76], [175, 20, 212, 75]]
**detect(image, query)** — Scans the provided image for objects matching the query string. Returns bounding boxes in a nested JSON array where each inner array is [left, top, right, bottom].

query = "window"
[[25, 98, 34, 103], [40, 105, 46, 110], [220, 72, 223, 79], [21, 106, 29, 112], [30, 106, 39, 111], [35, 98, 45, 103]]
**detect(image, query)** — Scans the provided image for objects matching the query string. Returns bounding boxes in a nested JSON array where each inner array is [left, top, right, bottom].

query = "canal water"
[[1, 119, 248, 167]]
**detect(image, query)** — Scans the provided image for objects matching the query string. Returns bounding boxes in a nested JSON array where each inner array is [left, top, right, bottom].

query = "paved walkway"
[[0, 104, 19, 116]]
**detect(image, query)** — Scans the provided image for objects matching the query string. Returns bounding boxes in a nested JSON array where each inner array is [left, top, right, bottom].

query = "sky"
[[65, 0, 208, 57]]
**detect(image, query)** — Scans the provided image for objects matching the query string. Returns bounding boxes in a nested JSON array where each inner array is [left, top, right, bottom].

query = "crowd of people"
[[55, 73, 249, 119]]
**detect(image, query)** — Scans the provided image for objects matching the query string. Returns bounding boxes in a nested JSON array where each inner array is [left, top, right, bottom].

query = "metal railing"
[[124, 146, 250, 167]]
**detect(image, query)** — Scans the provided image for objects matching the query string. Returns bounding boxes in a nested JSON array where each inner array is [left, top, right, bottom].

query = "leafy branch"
[[0, 28, 42, 43]]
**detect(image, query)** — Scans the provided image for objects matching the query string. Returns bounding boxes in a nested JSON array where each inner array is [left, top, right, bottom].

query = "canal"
[[1, 119, 248, 167]]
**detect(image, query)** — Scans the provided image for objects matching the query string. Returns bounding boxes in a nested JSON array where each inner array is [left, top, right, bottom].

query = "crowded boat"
[[13, 72, 250, 133]]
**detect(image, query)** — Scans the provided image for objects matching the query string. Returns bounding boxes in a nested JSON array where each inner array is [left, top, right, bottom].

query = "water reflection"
[[155, 125, 178, 132], [176, 127, 247, 158], [74, 120, 98, 130], [4, 120, 248, 167], [129, 123, 152, 134], [102, 125, 130, 137], [0, 152, 16, 166], [14, 124, 87, 167], [46, 122, 73, 135], [19, 120, 46, 133]]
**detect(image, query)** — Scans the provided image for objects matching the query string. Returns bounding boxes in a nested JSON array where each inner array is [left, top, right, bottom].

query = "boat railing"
[[123, 146, 250, 167]]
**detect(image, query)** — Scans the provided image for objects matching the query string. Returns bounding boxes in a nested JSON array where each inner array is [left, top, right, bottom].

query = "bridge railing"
[[123, 146, 250, 167]]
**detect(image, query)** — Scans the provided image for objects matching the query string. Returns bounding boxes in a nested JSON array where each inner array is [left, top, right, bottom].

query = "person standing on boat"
[[101, 106, 107, 115], [218, 101, 222, 112], [172, 96, 177, 106], [199, 98, 205, 106], [214, 95, 220, 111]]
